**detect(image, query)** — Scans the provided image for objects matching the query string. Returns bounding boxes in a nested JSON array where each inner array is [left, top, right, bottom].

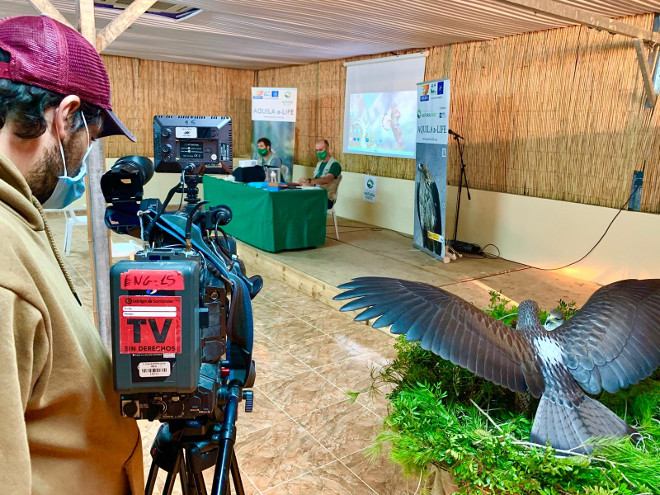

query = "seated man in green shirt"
[[256, 137, 286, 181], [298, 139, 342, 209]]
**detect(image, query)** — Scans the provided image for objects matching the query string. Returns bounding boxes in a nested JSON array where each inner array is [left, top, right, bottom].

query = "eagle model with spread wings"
[[335, 277, 660, 453]]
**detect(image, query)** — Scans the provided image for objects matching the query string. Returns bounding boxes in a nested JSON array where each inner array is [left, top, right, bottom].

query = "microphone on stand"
[[448, 129, 464, 139]]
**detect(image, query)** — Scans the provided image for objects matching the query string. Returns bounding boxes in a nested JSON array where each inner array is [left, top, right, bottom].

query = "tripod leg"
[[163, 450, 182, 495], [183, 450, 207, 495], [178, 453, 190, 495], [230, 450, 245, 495], [193, 472, 208, 495], [145, 461, 159, 495]]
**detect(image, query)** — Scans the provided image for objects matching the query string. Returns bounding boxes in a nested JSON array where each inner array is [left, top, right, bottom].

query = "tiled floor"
[[138, 277, 420, 494], [45, 212, 420, 494], [44, 210, 602, 494]]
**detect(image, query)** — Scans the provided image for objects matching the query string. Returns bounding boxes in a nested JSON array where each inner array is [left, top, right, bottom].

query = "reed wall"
[[101, 55, 255, 160], [103, 13, 660, 213], [258, 13, 660, 213]]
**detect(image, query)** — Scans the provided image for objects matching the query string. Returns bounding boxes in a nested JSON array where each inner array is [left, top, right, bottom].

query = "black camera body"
[[103, 118, 259, 424]]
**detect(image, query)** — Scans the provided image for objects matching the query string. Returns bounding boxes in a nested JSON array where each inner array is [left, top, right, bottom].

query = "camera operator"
[[0, 16, 142, 494]]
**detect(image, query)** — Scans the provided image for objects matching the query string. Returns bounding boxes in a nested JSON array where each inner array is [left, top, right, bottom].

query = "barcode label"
[[138, 362, 171, 378]]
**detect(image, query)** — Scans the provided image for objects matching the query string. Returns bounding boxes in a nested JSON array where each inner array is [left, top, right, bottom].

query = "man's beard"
[[26, 135, 84, 204]]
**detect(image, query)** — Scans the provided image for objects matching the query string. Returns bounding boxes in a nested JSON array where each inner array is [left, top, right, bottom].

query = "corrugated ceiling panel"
[[0, 0, 658, 68]]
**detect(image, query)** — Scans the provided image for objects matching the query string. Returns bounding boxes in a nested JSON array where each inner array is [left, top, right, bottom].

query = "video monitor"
[[153, 115, 233, 174]]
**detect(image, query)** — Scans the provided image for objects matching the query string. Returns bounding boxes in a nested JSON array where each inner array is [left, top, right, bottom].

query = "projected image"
[[347, 91, 416, 158]]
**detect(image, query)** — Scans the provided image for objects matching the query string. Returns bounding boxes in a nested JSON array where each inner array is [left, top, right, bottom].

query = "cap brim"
[[101, 108, 136, 142]]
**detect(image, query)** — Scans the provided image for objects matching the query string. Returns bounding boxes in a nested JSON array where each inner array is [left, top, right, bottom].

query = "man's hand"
[[298, 177, 312, 185]]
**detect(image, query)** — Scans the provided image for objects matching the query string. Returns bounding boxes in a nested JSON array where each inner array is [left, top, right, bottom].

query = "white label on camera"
[[163, 353, 176, 359], [138, 362, 171, 378], [176, 127, 197, 139]]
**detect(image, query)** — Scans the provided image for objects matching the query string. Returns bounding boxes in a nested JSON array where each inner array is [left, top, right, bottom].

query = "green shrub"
[[365, 296, 660, 494]]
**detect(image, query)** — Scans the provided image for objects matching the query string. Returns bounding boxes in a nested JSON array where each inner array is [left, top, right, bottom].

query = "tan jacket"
[[0, 152, 143, 494]]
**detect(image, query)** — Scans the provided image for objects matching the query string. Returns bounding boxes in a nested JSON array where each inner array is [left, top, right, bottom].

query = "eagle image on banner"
[[413, 79, 449, 261]]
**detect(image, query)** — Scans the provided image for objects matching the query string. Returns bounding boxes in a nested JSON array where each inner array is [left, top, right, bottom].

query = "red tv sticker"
[[120, 270, 184, 291], [119, 296, 182, 354]]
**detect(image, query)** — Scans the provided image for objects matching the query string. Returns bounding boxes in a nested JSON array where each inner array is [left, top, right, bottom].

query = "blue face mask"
[[42, 113, 92, 210]]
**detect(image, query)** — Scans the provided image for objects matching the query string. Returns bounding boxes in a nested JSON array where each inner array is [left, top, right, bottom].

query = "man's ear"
[[53, 96, 82, 140]]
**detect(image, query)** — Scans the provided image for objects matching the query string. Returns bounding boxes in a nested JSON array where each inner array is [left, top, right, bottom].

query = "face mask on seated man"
[[298, 139, 342, 209]]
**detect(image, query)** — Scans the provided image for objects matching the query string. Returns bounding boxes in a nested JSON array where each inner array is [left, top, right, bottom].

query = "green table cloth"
[[203, 176, 327, 252]]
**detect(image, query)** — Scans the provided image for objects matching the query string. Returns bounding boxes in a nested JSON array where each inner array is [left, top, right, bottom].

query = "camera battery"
[[110, 259, 201, 394]]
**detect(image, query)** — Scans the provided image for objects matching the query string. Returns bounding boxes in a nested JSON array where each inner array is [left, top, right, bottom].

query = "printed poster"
[[252, 87, 297, 182], [413, 79, 449, 261]]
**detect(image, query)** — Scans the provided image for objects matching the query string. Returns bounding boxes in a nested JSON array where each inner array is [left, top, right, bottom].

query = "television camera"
[[102, 116, 259, 494]]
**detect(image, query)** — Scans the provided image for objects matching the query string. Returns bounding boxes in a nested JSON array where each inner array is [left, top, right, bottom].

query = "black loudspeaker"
[[232, 167, 266, 183]]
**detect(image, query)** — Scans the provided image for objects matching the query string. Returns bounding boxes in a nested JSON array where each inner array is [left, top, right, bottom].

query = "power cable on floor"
[[328, 183, 639, 273], [466, 185, 641, 271], [532, 185, 641, 271]]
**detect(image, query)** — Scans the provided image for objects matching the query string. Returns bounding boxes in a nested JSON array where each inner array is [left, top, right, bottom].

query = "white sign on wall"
[[251, 87, 297, 122], [363, 175, 377, 203]]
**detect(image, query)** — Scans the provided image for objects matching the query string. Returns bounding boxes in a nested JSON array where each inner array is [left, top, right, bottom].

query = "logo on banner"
[[363, 175, 377, 203], [420, 84, 430, 96], [119, 296, 182, 354], [252, 87, 297, 122], [438, 81, 444, 95]]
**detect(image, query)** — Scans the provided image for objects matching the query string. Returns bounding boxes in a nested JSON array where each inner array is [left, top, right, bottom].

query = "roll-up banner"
[[413, 79, 450, 261], [251, 87, 297, 182]]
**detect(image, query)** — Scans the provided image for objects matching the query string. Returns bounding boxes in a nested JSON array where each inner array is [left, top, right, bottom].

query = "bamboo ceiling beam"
[[96, 0, 157, 53], [26, 0, 74, 30], [634, 39, 658, 108], [497, 0, 660, 45], [497, 0, 660, 107]]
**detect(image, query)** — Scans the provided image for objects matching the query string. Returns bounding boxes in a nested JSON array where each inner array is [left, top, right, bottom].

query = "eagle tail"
[[530, 392, 637, 454]]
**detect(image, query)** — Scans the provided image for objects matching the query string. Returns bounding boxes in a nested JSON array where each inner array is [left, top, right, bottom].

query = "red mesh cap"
[[0, 15, 135, 141]]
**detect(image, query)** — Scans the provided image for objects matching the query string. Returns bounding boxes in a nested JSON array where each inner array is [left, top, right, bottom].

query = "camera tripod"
[[145, 384, 246, 495]]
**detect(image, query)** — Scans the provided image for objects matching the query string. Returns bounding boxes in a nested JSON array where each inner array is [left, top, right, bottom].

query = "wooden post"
[[76, 0, 96, 44], [74, 1, 105, 331], [23, 0, 150, 346]]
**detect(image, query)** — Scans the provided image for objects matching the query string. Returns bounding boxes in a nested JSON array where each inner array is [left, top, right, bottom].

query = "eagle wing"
[[335, 277, 545, 397], [552, 279, 660, 394]]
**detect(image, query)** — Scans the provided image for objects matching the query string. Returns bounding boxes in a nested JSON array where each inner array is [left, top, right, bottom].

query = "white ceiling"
[[1, 0, 659, 69]]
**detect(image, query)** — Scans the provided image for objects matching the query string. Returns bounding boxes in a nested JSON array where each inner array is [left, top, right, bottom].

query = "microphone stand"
[[452, 132, 471, 245]]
